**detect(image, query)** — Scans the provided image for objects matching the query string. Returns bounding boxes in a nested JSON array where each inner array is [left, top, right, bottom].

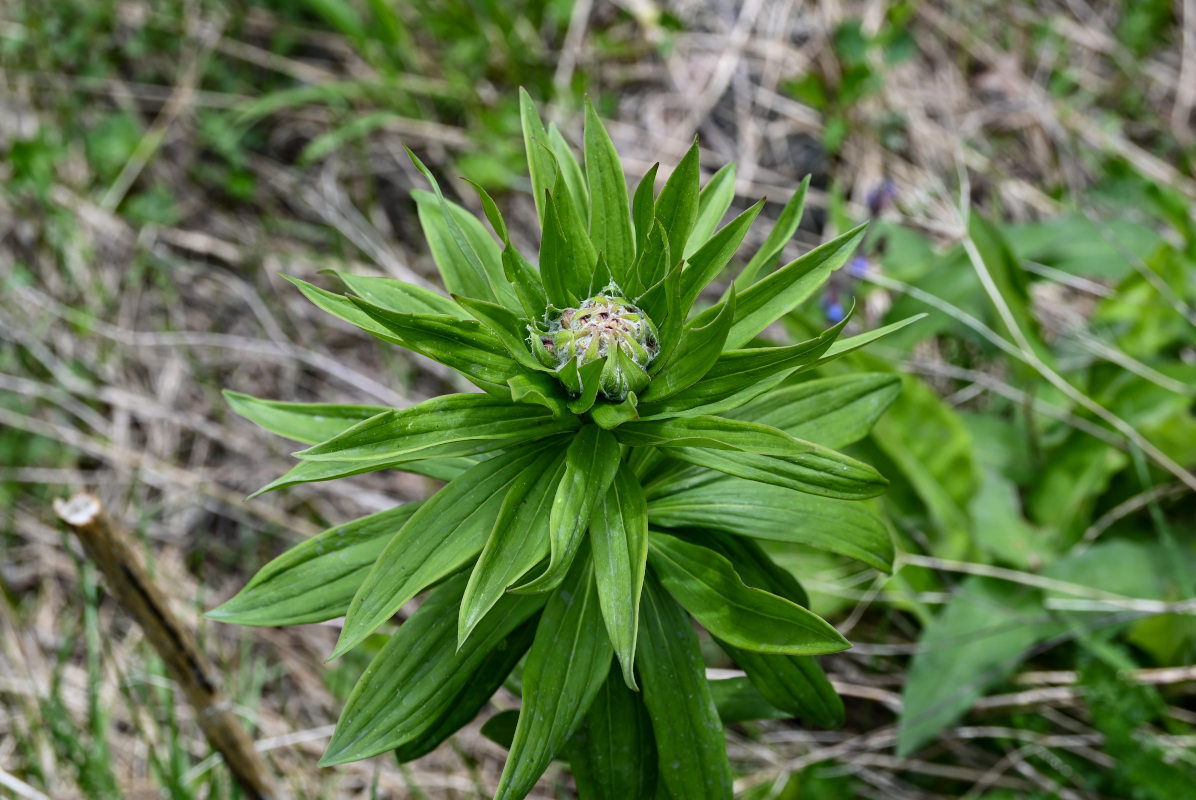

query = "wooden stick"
[[54, 493, 279, 800]]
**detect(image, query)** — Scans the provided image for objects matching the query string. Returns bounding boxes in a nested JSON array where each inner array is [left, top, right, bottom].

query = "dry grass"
[[1, 0, 1193, 797]]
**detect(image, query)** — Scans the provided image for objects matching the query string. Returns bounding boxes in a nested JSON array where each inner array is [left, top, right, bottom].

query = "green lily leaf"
[[717, 641, 844, 728], [541, 189, 586, 308], [615, 415, 808, 455], [250, 453, 474, 497], [331, 441, 555, 659], [589, 463, 648, 689], [459, 448, 566, 645], [334, 272, 468, 319], [565, 667, 659, 800], [223, 390, 387, 445], [636, 311, 850, 419], [206, 502, 420, 626], [648, 532, 849, 655], [686, 162, 737, 260], [296, 395, 574, 463], [590, 391, 640, 429], [645, 478, 894, 571], [725, 221, 866, 349], [733, 176, 809, 290], [632, 218, 672, 315], [453, 294, 548, 372], [636, 575, 733, 800], [548, 123, 590, 222], [631, 163, 660, 263], [680, 200, 764, 313], [640, 288, 735, 402], [519, 88, 558, 228], [653, 138, 699, 264], [728, 373, 902, 449], [565, 358, 606, 415], [517, 425, 620, 593], [495, 553, 614, 800], [503, 246, 550, 320], [348, 298, 521, 394], [668, 444, 888, 499], [285, 274, 406, 347], [707, 676, 791, 724], [508, 372, 570, 417], [584, 98, 635, 286], [320, 573, 544, 765]]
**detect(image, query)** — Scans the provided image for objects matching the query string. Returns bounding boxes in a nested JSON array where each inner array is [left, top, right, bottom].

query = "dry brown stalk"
[[52, 493, 280, 800]]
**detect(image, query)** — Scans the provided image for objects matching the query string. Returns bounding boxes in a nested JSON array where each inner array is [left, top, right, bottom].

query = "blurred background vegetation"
[[2, 0, 1195, 797]]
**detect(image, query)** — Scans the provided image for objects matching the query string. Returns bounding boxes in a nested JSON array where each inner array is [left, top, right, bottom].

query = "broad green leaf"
[[733, 176, 809, 290], [565, 358, 606, 415], [670, 444, 886, 499], [640, 260, 684, 366], [725, 221, 866, 349], [647, 532, 849, 655], [636, 312, 849, 419], [631, 163, 660, 265], [207, 503, 420, 626], [540, 191, 585, 308], [632, 218, 672, 313], [334, 272, 467, 319], [615, 415, 809, 455], [897, 577, 1058, 756], [520, 88, 558, 228], [285, 274, 405, 346], [223, 390, 387, 445], [320, 574, 544, 765], [653, 139, 700, 264], [680, 201, 764, 313], [686, 162, 737, 259], [590, 463, 648, 689], [453, 295, 548, 371], [394, 615, 538, 763], [716, 641, 844, 728], [297, 395, 574, 462], [495, 554, 614, 800], [349, 298, 520, 394], [410, 186, 497, 306], [695, 530, 809, 608], [728, 373, 901, 449], [251, 453, 474, 496], [645, 478, 894, 571], [459, 449, 566, 644], [707, 676, 791, 724], [640, 289, 735, 402], [517, 426, 621, 593], [637, 576, 733, 800], [503, 246, 549, 320], [331, 442, 553, 659], [585, 98, 635, 285], [565, 667, 659, 800], [590, 391, 640, 429], [800, 313, 926, 368], [549, 123, 590, 223], [508, 372, 570, 417], [464, 177, 511, 245]]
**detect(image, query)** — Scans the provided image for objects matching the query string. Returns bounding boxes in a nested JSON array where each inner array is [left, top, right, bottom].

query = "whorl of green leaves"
[[212, 90, 919, 799]]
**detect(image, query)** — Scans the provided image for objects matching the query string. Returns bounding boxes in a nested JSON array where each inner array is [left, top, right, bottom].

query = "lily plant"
[[210, 91, 915, 799]]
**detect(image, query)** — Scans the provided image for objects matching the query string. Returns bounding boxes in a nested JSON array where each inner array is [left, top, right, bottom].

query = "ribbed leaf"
[[631, 163, 660, 267], [207, 503, 420, 626], [565, 667, 658, 800], [549, 123, 590, 223], [320, 574, 544, 765], [251, 453, 474, 497], [728, 373, 902, 449], [639, 289, 735, 402], [733, 176, 809, 290], [632, 218, 671, 311], [296, 395, 573, 463], [520, 88, 557, 228], [459, 449, 566, 644], [647, 532, 849, 655], [331, 442, 554, 659], [334, 272, 467, 319], [590, 463, 648, 689], [680, 200, 764, 313], [285, 274, 405, 346], [636, 576, 732, 800], [645, 478, 894, 571], [517, 426, 621, 593], [503, 246, 550, 320], [541, 190, 586, 307], [585, 98, 635, 285], [717, 641, 844, 728], [636, 312, 850, 419], [508, 372, 570, 417], [686, 162, 737, 259], [653, 138, 699, 264], [495, 554, 614, 800], [453, 295, 548, 371], [615, 415, 810, 455], [707, 676, 790, 724], [349, 298, 521, 394], [224, 390, 387, 445], [724, 221, 866, 349], [668, 444, 887, 500]]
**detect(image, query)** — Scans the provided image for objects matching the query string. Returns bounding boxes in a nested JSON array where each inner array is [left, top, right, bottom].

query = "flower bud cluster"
[[530, 285, 659, 401]]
